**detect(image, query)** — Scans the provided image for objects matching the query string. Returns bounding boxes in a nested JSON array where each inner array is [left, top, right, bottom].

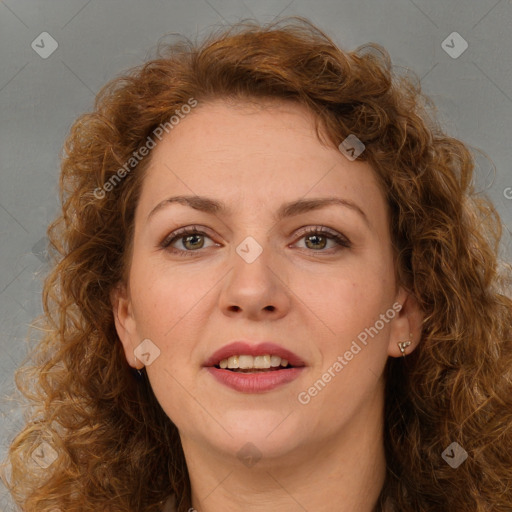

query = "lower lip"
[[205, 367, 305, 393]]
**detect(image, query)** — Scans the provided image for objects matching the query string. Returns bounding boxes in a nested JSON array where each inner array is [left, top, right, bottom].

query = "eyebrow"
[[147, 194, 371, 228]]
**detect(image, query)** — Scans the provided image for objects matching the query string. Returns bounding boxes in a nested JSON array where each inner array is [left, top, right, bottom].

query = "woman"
[[2, 16, 511, 512]]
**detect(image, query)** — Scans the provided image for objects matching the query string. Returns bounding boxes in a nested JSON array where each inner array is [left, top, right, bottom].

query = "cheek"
[[317, 255, 394, 329], [130, 252, 218, 338], [129, 265, 212, 423], [316, 280, 390, 361], [295, 272, 393, 426]]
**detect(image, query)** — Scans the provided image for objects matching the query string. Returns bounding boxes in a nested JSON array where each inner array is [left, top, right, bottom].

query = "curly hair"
[[2, 16, 511, 512]]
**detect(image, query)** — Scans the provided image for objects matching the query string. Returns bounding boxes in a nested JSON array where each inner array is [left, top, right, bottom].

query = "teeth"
[[238, 355, 253, 369], [227, 356, 239, 369], [270, 355, 281, 367], [219, 354, 290, 369], [254, 355, 271, 368]]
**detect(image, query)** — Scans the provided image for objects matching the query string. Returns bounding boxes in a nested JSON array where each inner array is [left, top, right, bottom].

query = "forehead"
[[136, 99, 387, 227]]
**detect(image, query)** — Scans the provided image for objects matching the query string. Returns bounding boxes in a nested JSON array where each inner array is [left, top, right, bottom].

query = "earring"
[[397, 333, 413, 357], [134, 357, 144, 379]]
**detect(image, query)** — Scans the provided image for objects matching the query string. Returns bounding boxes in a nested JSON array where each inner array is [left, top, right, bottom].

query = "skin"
[[112, 99, 423, 512]]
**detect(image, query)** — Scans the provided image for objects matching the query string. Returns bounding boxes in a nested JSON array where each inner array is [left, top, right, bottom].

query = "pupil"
[[184, 235, 203, 249], [306, 234, 326, 250]]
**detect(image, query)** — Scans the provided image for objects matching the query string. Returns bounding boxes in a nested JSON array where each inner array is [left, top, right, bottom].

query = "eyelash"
[[159, 225, 351, 257]]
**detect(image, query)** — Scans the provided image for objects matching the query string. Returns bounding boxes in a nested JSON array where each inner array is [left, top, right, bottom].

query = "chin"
[[214, 433, 302, 463], [213, 412, 304, 452]]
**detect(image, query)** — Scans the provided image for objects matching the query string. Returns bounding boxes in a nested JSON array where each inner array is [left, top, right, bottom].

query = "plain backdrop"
[[1, 1, 511, 509]]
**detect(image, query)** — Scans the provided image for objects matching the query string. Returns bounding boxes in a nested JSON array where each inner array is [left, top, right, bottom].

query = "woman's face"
[[113, 99, 417, 462]]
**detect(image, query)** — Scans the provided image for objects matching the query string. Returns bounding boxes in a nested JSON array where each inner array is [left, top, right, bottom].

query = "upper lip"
[[203, 341, 306, 368]]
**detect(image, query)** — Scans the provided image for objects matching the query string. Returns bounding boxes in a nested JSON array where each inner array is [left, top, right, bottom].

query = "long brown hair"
[[2, 16, 511, 512]]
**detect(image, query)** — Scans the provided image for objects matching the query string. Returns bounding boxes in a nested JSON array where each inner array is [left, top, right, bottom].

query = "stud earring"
[[397, 333, 413, 357]]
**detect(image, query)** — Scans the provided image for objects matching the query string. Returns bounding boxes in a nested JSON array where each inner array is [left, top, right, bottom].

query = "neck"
[[180, 387, 387, 512]]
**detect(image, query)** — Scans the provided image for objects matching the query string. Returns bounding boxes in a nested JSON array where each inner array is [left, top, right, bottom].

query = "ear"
[[110, 281, 144, 370], [387, 286, 424, 358]]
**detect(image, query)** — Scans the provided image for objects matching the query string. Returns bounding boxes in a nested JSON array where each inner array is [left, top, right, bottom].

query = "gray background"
[[1, 0, 511, 509]]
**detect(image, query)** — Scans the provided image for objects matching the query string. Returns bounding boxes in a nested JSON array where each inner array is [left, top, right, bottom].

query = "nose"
[[218, 241, 291, 321]]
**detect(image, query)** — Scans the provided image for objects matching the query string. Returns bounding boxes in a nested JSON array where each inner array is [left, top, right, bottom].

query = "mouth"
[[203, 341, 306, 393], [213, 354, 296, 373], [204, 343, 306, 393], [203, 341, 306, 371]]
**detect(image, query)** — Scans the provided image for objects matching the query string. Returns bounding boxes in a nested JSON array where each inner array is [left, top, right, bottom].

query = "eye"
[[292, 226, 351, 253], [160, 225, 351, 257], [160, 226, 218, 256]]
